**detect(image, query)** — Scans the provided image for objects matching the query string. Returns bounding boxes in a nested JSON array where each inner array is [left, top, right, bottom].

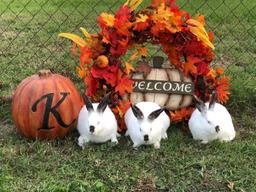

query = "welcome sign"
[[133, 80, 194, 95], [129, 56, 194, 110]]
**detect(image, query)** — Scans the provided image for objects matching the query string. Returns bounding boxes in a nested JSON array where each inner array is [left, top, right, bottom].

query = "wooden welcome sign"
[[129, 56, 194, 110], [133, 80, 194, 95]]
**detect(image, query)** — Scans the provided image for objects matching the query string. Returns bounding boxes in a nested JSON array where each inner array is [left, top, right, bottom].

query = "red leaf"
[[115, 76, 133, 96], [85, 76, 99, 96], [134, 21, 150, 31], [163, 44, 181, 68], [197, 62, 210, 76], [91, 65, 118, 86], [114, 5, 132, 36], [151, 22, 166, 36], [115, 5, 131, 20], [110, 44, 127, 57]]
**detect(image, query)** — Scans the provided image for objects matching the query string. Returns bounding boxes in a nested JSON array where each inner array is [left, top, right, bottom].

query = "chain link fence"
[[1, 0, 256, 123]]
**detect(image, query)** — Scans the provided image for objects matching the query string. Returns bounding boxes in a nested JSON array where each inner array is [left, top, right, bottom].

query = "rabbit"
[[77, 93, 118, 148], [124, 102, 170, 149], [188, 91, 236, 144]]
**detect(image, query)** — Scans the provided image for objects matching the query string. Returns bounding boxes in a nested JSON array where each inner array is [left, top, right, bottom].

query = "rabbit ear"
[[209, 90, 217, 111], [131, 105, 144, 120], [148, 108, 165, 121], [84, 95, 94, 111], [97, 93, 110, 113], [193, 95, 207, 114]]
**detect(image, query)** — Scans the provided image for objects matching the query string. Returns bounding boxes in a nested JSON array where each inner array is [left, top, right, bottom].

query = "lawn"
[[0, 0, 256, 191]]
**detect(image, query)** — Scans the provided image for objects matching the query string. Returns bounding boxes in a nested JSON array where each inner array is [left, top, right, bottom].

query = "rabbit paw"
[[154, 141, 161, 149], [162, 132, 168, 140], [133, 143, 140, 149], [78, 136, 89, 149], [201, 140, 209, 144], [111, 136, 118, 144]]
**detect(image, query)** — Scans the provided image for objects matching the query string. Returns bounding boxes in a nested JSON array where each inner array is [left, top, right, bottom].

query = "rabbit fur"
[[77, 94, 118, 148], [188, 91, 236, 144], [125, 102, 170, 149]]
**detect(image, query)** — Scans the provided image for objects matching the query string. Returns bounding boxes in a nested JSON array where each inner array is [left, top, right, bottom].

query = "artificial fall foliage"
[[59, 0, 230, 131]]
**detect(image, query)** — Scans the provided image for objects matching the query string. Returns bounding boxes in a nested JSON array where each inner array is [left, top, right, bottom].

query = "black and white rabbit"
[[125, 102, 170, 149], [188, 91, 236, 144], [77, 94, 118, 148]]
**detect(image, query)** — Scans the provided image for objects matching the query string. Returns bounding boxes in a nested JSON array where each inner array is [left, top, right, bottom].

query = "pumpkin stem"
[[38, 69, 52, 78], [153, 56, 164, 68]]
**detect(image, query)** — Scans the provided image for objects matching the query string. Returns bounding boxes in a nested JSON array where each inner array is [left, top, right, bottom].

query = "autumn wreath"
[[59, 0, 230, 131]]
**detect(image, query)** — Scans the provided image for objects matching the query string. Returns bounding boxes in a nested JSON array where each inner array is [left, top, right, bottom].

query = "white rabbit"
[[77, 93, 118, 148], [124, 102, 170, 149], [188, 91, 236, 144]]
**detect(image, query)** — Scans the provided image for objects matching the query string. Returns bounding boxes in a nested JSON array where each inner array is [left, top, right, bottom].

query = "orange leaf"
[[114, 100, 131, 118], [58, 33, 87, 47], [187, 19, 215, 49], [80, 47, 92, 67], [152, 3, 173, 22], [135, 14, 148, 23], [99, 13, 115, 27], [138, 47, 148, 57], [150, 0, 166, 8], [216, 67, 224, 75], [128, 47, 148, 62], [115, 76, 133, 96], [117, 69, 123, 81], [76, 66, 86, 79], [125, 62, 135, 75], [206, 68, 216, 79], [216, 76, 230, 103], [133, 14, 149, 31], [134, 22, 149, 31], [129, 52, 139, 62], [208, 31, 214, 42], [125, 0, 143, 11], [195, 15, 205, 25], [183, 56, 201, 76], [79, 27, 91, 39], [171, 107, 194, 122]]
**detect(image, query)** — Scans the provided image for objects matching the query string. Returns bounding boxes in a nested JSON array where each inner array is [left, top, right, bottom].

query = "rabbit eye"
[[207, 120, 211, 124]]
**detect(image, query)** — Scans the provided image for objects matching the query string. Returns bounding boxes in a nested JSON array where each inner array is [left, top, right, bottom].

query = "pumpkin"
[[129, 57, 193, 110], [11, 69, 84, 140], [96, 55, 109, 68]]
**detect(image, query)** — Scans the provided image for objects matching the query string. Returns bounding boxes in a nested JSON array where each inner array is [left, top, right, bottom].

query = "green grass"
[[1, 0, 256, 191], [1, 123, 256, 191]]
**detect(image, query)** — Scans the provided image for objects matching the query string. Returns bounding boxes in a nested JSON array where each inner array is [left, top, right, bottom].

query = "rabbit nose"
[[144, 135, 149, 141], [89, 125, 95, 133]]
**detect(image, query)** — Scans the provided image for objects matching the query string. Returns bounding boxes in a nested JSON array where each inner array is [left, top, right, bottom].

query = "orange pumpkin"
[[96, 55, 109, 68], [11, 69, 84, 140]]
